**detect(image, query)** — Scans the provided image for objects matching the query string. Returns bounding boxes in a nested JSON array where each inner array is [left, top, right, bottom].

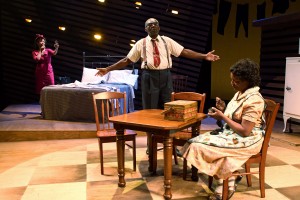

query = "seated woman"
[[181, 58, 265, 200]]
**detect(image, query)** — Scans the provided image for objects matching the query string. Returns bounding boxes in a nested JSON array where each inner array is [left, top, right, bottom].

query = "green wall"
[[211, 0, 300, 101]]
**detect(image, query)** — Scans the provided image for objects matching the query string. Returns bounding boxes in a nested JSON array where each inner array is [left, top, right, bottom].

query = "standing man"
[[96, 18, 220, 109], [96, 18, 220, 162]]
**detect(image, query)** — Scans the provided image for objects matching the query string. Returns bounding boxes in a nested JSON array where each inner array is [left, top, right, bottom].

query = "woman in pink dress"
[[32, 34, 59, 94]]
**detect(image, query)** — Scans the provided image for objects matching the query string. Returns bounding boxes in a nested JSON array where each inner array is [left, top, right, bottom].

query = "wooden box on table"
[[163, 100, 198, 121]]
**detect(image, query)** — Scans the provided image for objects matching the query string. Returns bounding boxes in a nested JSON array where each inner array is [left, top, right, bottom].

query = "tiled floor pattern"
[[1, 104, 300, 199], [0, 136, 300, 200]]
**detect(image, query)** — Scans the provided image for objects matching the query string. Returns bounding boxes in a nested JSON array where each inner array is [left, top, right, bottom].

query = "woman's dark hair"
[[33, 35, 46, 50], [230, 58, 261, 88]]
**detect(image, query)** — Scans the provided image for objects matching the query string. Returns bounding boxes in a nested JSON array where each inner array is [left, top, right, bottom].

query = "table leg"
[[163, 136, 173, 199], [116, 128, 126, 187], [152, 134, 158, 174], [147, 132, 154, 172]]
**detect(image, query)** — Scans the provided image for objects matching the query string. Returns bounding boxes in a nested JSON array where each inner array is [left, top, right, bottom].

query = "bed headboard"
[[82, 52, 135, 70]]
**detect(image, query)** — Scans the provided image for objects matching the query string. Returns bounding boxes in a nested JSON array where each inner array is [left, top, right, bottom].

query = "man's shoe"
[[175, 148, 182, 157]]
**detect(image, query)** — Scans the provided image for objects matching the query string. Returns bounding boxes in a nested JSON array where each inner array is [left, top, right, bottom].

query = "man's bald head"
[[145, 18, 159, 28]]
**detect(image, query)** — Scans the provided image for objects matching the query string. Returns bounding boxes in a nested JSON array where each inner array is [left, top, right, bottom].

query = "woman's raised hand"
[[216, 97, 226, 112]]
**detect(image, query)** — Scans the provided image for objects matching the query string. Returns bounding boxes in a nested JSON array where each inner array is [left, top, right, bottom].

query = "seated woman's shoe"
[[228, 189, 235, 200], [235, 174, 243, 184], [227, 174, 242, 199], [208, 193, 221, 200], [228, 183, 236, 200], [233, 171, 243, 184], [209, 174, 242, 200]]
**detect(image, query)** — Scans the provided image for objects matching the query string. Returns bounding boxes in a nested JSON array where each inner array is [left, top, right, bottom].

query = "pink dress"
[[32, 48, 55, 94]]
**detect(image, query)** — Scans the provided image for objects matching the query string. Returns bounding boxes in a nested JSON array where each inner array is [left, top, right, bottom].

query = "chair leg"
[[222, 179, 229, 200], [245, 162, 252, 186], [191, 165, 199, 182], [259, 164, 266, 198], [183, 158, 187, 180], [173, 145, 178, 165], [183, 161, 199, 181], [98, 139, 104, 175], [208, 176, 213, 189], [133, 138, 136, 171]]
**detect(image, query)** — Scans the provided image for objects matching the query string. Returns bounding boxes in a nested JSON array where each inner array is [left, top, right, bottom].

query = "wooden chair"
[[152, 92, 206, 177], [207, 99, 280, 200], [92, 91, 137, 175], [172, 75, 188, 92]]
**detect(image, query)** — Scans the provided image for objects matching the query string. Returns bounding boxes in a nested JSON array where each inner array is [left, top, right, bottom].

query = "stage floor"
[[1, 104, 300, 146], [1, 105, 300, 200]]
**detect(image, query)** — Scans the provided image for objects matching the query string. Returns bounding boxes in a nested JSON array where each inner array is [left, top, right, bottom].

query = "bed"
[[40, 53, 138, 122]]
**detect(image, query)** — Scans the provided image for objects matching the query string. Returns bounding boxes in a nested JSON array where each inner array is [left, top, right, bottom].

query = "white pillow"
[[81, 67, 108, 83], [125, 74, 139, 87], [107, 70, 139, 87]]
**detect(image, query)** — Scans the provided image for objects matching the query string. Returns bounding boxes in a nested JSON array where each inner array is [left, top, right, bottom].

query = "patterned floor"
[[0, 135, 300, 200], [0, 104, 300, 199]]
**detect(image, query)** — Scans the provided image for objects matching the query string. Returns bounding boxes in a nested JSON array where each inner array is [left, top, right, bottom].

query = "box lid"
[[164, 100, 197, 107]]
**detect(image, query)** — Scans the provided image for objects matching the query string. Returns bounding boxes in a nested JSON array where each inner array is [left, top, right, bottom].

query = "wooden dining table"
[[109, 109, 207, 199]]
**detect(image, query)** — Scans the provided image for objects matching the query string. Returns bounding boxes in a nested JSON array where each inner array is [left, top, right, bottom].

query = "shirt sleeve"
[[127, 39, 143, 63], [162, 36, 184, 57]]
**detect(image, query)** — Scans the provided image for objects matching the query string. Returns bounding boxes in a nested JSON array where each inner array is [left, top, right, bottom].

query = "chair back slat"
[[105, 99, 111, 129], [171, 92, 206, 113], [92, 92, 127, 131], [261, 99, 280, 157], [102, 99, 107, 129], [172, 75, 188, 92], [171, 92, 206, 133]]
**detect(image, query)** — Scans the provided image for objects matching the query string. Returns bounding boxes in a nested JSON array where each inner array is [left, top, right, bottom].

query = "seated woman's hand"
[[95, 68, 108, 76], [216, 97, 226, 112], [208, 107, 223, 121]]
